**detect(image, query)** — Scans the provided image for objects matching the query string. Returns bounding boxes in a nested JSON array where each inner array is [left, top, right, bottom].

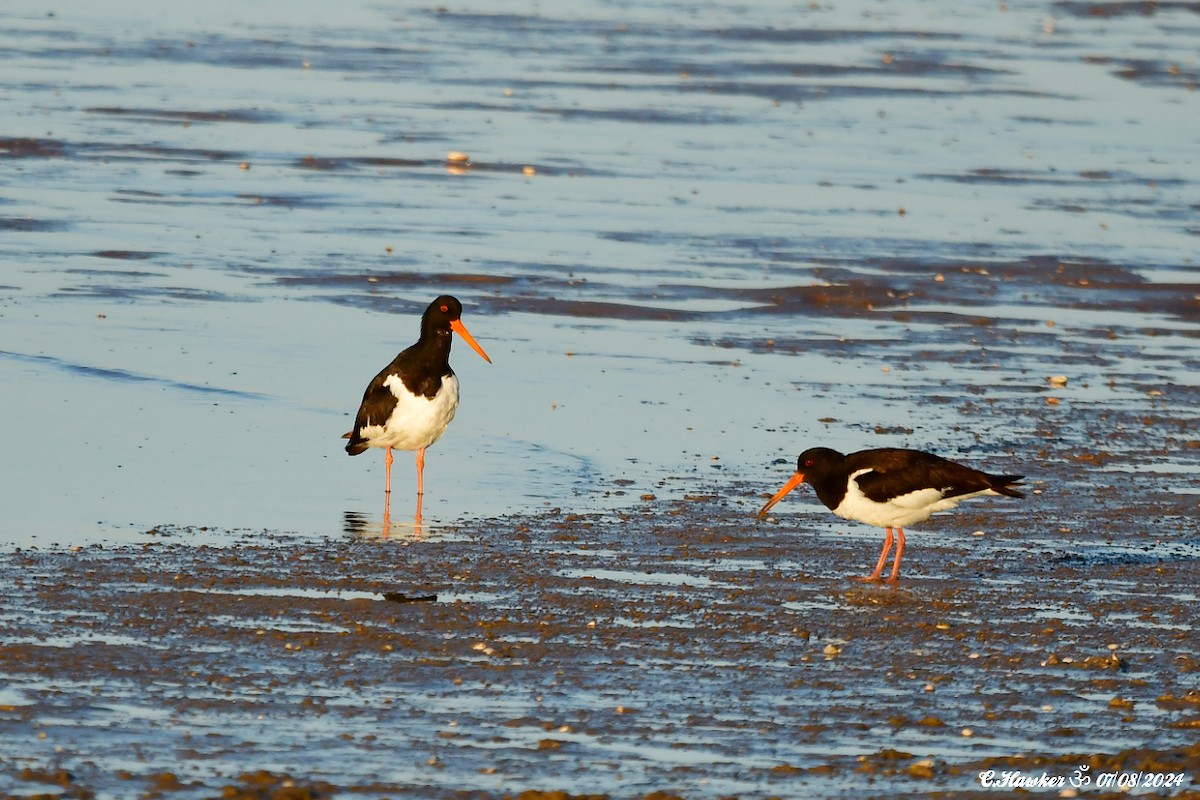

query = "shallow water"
[[1, 0, 1198, 797], [3, 0, 1197, 546]]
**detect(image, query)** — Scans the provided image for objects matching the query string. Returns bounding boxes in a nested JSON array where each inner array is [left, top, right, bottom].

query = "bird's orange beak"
[[757, 471, 805, 519], [450, 318, 492, 364]]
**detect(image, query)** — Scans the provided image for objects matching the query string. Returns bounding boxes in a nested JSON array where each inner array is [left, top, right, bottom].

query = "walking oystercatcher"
[[757, 447, 1023, 582], [343, 295, 491, 524]]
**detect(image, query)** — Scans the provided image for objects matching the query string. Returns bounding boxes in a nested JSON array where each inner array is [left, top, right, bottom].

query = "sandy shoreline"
[[3, 471, 1199, 798]]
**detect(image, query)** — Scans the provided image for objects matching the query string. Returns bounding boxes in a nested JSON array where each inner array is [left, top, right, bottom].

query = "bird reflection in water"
[[342, 509, 425, 540]]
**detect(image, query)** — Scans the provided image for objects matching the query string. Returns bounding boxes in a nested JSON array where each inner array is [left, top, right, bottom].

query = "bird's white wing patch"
[[890, 487, 947, 510]]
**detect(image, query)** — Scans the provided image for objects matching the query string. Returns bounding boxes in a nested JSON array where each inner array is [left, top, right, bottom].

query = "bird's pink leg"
[[859, 527, 895, 582], [414, 446, 426, 525], [382, 447, 394, 533], [885, 528, 906, 583]]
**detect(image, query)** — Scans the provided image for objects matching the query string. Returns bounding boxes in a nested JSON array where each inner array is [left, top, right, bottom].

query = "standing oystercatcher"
[[343, 295, 491, 525], [757, 447, 1023, 583]]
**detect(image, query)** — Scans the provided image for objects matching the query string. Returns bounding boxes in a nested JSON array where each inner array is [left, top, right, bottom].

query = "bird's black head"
[[420, 295, 492, 364], [795, 447, 845, 482], [423, 295, 464, 331]]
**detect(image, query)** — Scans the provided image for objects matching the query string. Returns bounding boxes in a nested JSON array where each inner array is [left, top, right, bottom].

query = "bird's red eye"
[[440, 304, 449, 313], [805, 459, 814, 467]]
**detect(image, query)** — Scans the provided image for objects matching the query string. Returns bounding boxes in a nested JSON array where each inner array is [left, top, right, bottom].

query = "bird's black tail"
[[342, 431, 369, 456], [991, 474, 1025, 498]]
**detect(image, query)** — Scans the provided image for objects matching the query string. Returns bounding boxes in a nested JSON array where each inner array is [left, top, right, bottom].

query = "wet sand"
[[2, 0, 1200, 797], [2, 475, 1199, 798]]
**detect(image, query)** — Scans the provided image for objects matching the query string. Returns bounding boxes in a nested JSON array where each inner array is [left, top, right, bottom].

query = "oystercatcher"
[[757, 447, 1023, 583], [343, 295, 491, 524]]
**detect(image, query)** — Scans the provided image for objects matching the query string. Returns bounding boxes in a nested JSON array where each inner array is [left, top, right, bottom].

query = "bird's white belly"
[[832, 469, 984, 528], [833, 491, 950, 528], [359, 374, 460, 451]]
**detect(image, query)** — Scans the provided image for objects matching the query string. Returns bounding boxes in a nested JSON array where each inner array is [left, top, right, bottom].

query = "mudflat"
[[3, 412, 1199, 798], [2, 1, 1199, 797]]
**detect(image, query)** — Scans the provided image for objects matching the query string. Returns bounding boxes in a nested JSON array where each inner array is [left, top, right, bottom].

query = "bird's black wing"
[[849, 449, 999, 503]]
